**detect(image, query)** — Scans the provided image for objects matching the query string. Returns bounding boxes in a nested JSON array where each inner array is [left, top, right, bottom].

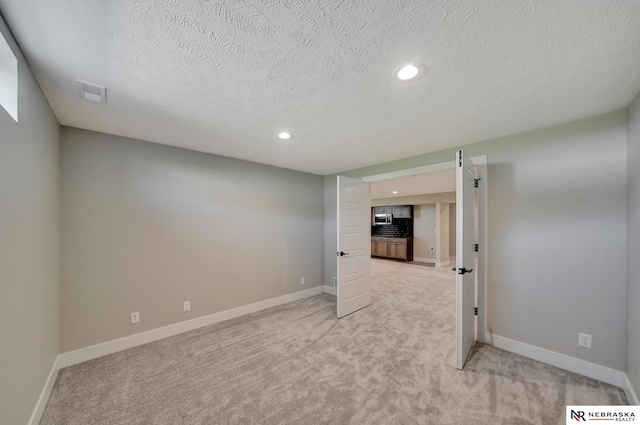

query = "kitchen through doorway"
[[370, 169, 457, 268], [362, 155, 488, 356]]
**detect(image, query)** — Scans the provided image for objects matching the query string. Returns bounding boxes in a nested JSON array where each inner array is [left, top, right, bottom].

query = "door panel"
[[456, 150, 477, 369], [345, 234, 364, 251], [344, 256, 365, 276], [337, 176, 371, 318], [345, 209, 364, 226], [343, 277, 365, 299]]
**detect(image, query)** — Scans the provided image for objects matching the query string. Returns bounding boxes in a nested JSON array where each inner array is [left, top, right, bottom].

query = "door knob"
[[338, 251, 349, 256]]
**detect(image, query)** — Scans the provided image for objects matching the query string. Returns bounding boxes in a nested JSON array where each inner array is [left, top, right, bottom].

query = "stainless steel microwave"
[[373, 213, 392, 225]]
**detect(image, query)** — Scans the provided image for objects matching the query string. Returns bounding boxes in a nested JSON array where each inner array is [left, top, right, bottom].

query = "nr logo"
[[571, 410, 586, 421]]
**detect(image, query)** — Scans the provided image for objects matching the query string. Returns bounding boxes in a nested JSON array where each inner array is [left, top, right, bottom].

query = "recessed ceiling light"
[[392, 191, 398, 194], [278, 132, 292, 140], [395, 63, 423, 81]]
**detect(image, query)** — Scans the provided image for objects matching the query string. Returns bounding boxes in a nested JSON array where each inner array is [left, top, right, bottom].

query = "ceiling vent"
[[77, 80, 106, 104]]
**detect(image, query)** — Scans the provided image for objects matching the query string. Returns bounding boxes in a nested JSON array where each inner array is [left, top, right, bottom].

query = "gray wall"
[[326, 110, 628, 370], [323, 176, 337, 287], [0, 17, 60, 425], [60, 128, 324, 352], [413, 204, 436, 261], [435, 202, 450, 265], [627, 91, 640, 399], [449, 204, 456, 258]]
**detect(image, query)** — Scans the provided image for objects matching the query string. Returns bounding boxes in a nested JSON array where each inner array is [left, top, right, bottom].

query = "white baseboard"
[[28, 359, 59, 425], [323, 285, 337, 296], [625, 374, 639, 405], [486, 333, 626, 389], [58, 286, 324, 369], [436, 260, 450, 267], [413, 256, 435, 263]]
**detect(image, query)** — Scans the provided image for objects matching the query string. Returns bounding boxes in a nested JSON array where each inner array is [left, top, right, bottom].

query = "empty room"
[[1, 1, 639, 424]]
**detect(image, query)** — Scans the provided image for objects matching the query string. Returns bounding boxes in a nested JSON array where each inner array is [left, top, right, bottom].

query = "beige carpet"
[[40, 259, 627, 424]]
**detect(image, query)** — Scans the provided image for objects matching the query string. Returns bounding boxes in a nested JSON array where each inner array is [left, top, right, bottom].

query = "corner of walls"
[[626, 90, 640, 404], [323, 175, 338, 288], [0, 15, 61, 425]]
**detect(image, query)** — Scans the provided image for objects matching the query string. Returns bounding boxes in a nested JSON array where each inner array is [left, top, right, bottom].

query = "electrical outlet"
[[183, 301, 190, 312], [578, 332, 592, 348], [333, 277, 337, 287], [130, 311, 140, 324]]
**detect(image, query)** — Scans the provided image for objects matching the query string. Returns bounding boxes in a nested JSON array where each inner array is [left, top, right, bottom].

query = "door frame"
[[361, 155, 489, 345]]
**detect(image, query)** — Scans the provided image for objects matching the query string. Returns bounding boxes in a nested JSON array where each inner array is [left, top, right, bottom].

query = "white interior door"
[[337, 176, 371, 318], [455, 150, 477, 369]]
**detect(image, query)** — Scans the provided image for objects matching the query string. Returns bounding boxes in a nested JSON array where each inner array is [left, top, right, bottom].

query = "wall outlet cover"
[[578, 332, 592, 348], [131, 312, 140, 324]]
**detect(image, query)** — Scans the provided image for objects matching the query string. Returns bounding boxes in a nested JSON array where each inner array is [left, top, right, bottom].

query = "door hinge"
[[474, 307, 478, 316], [474, 178, 480, 188], [474, 243, 478, 252]]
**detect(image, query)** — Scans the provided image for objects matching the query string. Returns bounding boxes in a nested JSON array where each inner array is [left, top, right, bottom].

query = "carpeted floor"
[[40, 259, 627, 424]]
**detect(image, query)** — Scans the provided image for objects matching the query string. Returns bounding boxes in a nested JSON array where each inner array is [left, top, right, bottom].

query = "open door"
[[455, 150, 477, 369], [336, 176, 371, 318]]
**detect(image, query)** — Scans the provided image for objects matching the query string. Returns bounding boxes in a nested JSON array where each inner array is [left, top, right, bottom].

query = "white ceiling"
[[1, 0, 639, 175], [370, 169, 455, 199]]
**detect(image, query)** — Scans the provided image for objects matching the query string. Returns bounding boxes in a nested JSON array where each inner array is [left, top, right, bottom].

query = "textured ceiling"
[[1, 0, 639, 175]]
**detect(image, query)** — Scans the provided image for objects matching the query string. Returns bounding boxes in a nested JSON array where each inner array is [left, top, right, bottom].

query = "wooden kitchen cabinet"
[[387, 237, 413, 261], [371, 237, 388, 257], [371, 237, 413, 261], [388, 239, 405, 259]]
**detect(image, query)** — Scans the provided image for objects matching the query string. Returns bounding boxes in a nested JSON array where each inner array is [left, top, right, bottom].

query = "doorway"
[[361, 155, 488, 362], [369, 169, 456, 267]]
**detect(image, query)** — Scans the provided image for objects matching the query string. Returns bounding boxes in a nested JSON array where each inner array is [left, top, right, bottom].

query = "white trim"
[[323, 285, 337, 296], [436, 260, 450, 267], [486, 333, 626, 389], [413, 256, 435, 263], [363, 161, 456, 182], [625, 374, 639, 405], [58, 286, 323, 368], [362, 155, 487, 183], [475, 156, 488, 344], [28, 359, 59, 425]]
